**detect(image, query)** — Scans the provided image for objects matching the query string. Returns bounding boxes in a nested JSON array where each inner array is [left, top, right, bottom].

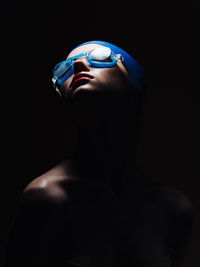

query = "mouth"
[[70, 73, 94, 90]]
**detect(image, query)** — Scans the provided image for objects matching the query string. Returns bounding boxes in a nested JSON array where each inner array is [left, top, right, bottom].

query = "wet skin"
[[4, 45, 194, 267]]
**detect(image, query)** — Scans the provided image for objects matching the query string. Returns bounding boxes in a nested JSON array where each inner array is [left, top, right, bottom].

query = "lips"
[[71, 73, 94, 90]]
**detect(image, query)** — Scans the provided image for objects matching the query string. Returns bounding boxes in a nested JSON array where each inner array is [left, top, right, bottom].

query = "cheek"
[[93, 67, 129, 92]]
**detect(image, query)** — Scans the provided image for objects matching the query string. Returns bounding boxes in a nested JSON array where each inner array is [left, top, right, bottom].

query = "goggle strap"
[[52, 77, 62, 97], [52, 77, 57, 88], [56, 87, 62, 97], [116, 54, 123, 61]]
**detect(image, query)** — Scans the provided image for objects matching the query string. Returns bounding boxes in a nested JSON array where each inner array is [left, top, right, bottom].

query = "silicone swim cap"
[[70, 40, 147, 98]]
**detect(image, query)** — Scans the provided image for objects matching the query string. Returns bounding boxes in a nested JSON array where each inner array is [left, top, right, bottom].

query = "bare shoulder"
[[140, 183, 195, 226], [22, 161, 76, 207], [152, 185, 194, 216], [129, 169, 194, 218], [22, 160, 95, 209]]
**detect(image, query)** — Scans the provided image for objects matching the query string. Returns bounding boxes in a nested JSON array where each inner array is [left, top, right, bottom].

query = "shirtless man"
[[4, 41, 194, 267]]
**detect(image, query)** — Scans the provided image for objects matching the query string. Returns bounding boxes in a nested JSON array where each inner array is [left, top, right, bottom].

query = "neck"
[[63, 92, 138, 192]]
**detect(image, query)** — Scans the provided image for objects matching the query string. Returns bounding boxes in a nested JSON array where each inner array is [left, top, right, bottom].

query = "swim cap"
[[71, 40, 147, 98]]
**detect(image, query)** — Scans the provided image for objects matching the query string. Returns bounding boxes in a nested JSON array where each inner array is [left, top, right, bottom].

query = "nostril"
[[73, 60, 90, 74]]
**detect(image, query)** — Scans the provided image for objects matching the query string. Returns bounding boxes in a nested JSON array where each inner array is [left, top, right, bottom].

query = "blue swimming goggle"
[[52, 46, 144, 97], [52, 47, 123, 89]]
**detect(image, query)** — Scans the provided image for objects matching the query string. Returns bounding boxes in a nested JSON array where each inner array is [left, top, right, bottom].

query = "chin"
[[71, 83, 98, 98]]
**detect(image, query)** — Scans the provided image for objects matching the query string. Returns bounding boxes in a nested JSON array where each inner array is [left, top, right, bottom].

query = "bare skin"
[[4, 44, 194, 267]]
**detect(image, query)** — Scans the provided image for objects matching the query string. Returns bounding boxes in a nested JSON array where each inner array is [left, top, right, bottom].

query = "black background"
[[0, 1, 199, 266]]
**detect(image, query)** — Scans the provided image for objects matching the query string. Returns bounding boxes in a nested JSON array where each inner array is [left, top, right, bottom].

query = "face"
[[60, 44, 131, 100]]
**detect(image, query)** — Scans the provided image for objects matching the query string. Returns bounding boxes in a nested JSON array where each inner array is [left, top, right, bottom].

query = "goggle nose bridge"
[[72, 55, 91, 69]]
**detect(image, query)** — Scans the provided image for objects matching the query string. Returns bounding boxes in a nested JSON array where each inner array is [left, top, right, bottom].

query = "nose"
[[73, 58, 90, 74]]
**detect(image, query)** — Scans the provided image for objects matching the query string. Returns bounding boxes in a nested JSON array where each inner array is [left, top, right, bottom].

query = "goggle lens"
[[88, 47, 113, 62], [53, 60, 72, 79]]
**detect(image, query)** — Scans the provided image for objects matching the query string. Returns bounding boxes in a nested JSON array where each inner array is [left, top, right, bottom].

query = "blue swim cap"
[[72, 40, 147, 98]]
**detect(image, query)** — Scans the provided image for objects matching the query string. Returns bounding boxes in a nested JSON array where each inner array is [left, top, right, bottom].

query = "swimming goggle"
[[52, 46, 143, 96], [52, 47, 123, 88]]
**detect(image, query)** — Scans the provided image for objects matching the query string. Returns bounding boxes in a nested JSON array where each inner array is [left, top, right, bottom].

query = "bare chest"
[[55, 181, 171, 267], [58, 195, 146, 267]]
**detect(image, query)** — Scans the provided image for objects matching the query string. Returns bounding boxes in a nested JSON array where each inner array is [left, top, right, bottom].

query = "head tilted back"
[[70, 40, 148, 99]]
